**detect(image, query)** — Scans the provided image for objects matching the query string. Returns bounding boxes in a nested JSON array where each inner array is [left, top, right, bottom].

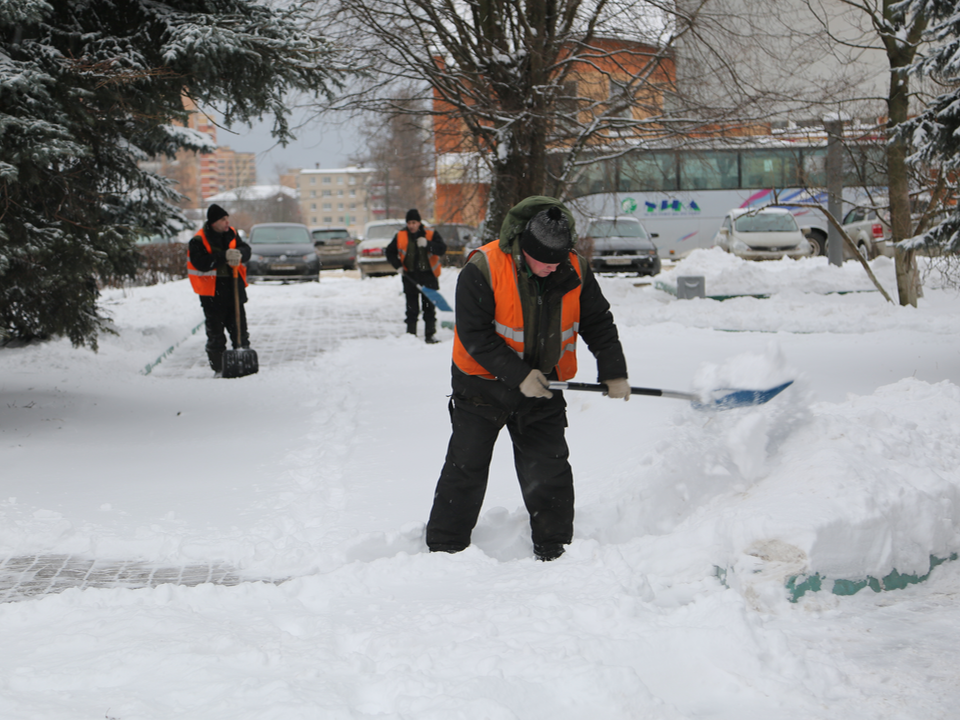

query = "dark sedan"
[[578, 217, 661, 275], [246, 223, 320, 282]]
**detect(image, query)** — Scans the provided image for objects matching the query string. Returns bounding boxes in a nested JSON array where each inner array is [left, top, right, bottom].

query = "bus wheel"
[[806, 231, 826, 256]]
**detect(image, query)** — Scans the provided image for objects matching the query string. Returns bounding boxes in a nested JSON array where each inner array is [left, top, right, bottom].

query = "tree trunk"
[[885, 0, 924, 307], [482, 117, 549, 241]]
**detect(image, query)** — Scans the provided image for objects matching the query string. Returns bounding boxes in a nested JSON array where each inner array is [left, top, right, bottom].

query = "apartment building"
[[297, 166, 375, 238]]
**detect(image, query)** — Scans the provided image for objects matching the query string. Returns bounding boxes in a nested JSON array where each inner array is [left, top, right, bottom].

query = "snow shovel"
[[221, 266, 259, 378], [549, 380, 793, 411], [402, 271, 452, 312]]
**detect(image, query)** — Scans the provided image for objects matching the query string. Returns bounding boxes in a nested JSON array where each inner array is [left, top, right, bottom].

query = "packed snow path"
[[151, 275, 404, 377]]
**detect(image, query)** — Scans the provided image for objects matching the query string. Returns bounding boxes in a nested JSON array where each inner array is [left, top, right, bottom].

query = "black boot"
[[406, 323, 417, 336], [207, 351, 222, 373], [425, 335, 439, 344]]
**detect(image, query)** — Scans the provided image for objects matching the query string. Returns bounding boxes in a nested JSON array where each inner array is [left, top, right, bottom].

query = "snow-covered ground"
[[2, 248, 959, 719]]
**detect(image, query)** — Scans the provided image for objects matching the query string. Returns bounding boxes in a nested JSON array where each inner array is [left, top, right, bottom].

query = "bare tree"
[[800, 0, 930, 306], [313, 0, 860, 239], [351, 96, 435, 220]]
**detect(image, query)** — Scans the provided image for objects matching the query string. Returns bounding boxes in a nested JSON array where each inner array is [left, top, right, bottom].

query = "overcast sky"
[[219, 108, 364, 184]]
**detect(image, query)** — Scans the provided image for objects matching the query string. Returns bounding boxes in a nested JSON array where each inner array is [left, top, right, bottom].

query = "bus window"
[[574, 157, 615, 196], [740, 149, 800, 188], [619, 152, 677, 191], [680, 151, 739, 190]]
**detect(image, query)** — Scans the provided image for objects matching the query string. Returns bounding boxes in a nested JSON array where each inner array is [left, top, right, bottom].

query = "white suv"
[[357, 219, 406, 278]]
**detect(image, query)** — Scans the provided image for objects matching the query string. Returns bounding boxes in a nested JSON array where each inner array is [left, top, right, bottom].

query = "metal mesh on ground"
[[0, 555, 278, 603]]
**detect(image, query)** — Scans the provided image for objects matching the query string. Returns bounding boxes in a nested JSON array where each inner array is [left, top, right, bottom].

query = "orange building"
[[433, 37, 676, 227]]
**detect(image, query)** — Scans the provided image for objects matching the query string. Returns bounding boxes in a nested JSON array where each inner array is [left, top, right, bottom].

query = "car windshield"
[[734, 213, 798, 233], [312, 229, 350, 242], [588, 220, 647, 238], [366, 224, 403, 240], [250, 226, 311, 244]]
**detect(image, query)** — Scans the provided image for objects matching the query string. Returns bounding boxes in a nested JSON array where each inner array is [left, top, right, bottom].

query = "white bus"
[[565, 142, 886, 259]]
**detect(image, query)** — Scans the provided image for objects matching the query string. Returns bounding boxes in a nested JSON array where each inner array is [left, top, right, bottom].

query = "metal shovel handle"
[[548, 381, 698, 402]]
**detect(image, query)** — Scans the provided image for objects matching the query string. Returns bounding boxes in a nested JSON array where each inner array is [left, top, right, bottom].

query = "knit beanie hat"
[[406, 208, 421, 223], [521, 206, 573, 264], [207, 204, 229, 224]]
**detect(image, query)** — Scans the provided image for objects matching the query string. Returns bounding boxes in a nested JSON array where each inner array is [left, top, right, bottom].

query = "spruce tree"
[[900, 0, 960, 254], [1, 0, 344, 348]]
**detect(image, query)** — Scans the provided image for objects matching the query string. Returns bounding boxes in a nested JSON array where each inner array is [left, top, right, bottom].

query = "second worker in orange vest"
[[426, 196, 630, 562], [385, 208, 446, 344], [187, 204, 252, 373]]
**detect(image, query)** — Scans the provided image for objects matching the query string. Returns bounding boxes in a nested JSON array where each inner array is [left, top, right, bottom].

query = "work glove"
[[519, 369, 553, 399], [225, 248, 242, 267], [417, 236, 428, 248], [603, 378, 630, 401]]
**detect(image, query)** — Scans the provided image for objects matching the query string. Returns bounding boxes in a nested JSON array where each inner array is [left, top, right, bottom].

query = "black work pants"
[[426, 391, 574, 552], [403, 275, 436, 336], [200, 293, 249, 354]]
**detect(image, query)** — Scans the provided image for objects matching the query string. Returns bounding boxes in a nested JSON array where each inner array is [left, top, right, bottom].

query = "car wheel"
[[857, 241, 872, 261], [359, 267, 367, 279], [805, 231, 826, 256]]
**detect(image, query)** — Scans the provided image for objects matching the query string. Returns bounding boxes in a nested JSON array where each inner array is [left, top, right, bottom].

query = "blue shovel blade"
[[692, 380, 794, 411], [419, 286, 453, 312]]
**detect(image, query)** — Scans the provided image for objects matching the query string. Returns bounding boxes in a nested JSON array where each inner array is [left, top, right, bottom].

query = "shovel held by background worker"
[[402, 270, 452, 312], [221, 266, 259, 378]]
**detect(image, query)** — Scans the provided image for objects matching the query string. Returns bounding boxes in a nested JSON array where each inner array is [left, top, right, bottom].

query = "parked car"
[[433, 223, 479, 267], [246, 222, 319, 282], [713, 208, 813, 261], [578, 216, 661, 275], [841, 206, 894, 260], [310, 226, 357, 270], [357, 219, 406, 278]]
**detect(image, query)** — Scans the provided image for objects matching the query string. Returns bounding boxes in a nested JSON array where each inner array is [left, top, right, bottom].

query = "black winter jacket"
[[188, 223, 252, 302], [452, 197, 627, 412], [385, 225, 446, 290]]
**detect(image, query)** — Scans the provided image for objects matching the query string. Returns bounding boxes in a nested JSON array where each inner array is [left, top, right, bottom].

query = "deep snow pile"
[[1, 252, 960, 719]]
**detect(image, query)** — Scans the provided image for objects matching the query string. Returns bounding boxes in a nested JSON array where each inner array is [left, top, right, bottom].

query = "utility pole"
[[824, 116, 845, 267]]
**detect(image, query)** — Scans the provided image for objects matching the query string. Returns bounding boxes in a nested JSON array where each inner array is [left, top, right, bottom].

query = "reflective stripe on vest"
[[187, 228, 246, 296], [397, 229, 442, 277], [452, 241, 582, 381]]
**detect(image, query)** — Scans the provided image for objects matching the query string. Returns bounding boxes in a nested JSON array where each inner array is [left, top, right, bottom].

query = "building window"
[[310, 190, 316, 198], [310, 177, 315, 184], [350, 203, 356, 209], [349, 177, 356, 185], [338, 215, 344, 222], [324, 216, 332, 223], [337, 176, 343, 184], [323, 176, 331, 184], [310, 203, 316, 210], [338, 203, 343, 210], [311, 216, 317, 224], [323, 203, 331, 210], [322, 189, 331, 196], [338, 189, 343, 196]]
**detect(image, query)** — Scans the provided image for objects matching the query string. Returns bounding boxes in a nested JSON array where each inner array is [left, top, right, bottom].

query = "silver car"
[[578, 217, 661, 275], [841, 207, 894, 260], [713, 208, 813, 261]]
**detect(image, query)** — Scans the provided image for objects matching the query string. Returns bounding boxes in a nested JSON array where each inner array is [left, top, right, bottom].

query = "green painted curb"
[[715, 552, 958, 602], [141, 320, 205, 375]]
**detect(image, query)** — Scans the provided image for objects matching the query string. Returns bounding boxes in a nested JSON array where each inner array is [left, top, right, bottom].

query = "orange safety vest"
[[187, 228, 247, 296], [453, 241, 582, 381], [397, 229, 442, 277]]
